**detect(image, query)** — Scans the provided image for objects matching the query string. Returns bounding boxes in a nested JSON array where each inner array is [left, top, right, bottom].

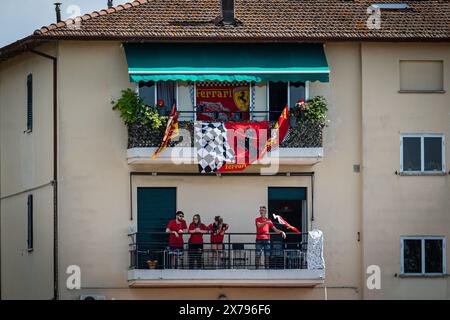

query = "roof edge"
[[0, 35, 48, 62]]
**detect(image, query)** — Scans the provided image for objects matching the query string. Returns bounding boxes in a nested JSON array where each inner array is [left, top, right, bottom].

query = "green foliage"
[[290, 96, 328, 125], [112, 88, 167, 130], [303, 96, 328, 124]]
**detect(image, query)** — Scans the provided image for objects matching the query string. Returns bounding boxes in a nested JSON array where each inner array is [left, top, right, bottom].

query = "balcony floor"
[[127, 147, 324, 166], [128, 269, 325, 287]]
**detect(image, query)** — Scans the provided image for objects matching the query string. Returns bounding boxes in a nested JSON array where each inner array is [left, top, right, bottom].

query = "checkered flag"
[[194, 122, 235, 173]]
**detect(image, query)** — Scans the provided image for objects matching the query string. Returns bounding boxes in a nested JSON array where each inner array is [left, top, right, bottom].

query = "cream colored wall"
[[0, 43, 56, 299], [0, 186, 54, 299], [57, 42, 132, 299], [361, 43, 450, 299], [309, 43, 363, 297]]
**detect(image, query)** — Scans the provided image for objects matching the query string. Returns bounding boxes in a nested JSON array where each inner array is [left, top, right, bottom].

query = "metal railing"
[[129, 232, 308, 270], [170, 109, 287, 121]]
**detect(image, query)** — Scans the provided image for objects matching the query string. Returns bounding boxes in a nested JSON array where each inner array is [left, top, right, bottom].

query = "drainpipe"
[[29, 48, 59, 300]]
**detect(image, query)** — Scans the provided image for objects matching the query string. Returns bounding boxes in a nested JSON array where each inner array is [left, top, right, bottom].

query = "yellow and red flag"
[[151, 104, 179, 159], [260, 105, 290, 157]]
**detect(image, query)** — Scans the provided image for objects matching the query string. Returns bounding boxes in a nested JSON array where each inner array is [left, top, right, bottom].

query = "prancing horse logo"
[[233, 87, 250, 111]]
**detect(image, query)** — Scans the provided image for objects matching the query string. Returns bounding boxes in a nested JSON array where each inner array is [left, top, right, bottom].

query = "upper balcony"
[[120, 42, 330, 168], [127, 232, 325, 287], [126, 110, 325, 167]]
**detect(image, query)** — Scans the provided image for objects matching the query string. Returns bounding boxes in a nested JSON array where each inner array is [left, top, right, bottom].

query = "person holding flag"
[[255, 206, 286, 269]]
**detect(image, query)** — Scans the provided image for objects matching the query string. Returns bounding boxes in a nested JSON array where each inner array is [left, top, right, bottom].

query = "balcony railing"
[[127, 109, 324, 149], [129, 232, 308, 270]]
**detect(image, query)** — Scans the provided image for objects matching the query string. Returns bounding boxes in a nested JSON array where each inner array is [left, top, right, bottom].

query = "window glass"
[[404, 239, 422, 273], [269, 82, 287, 120], [289, 82, 305, 107], [138, 81, 155, 106], [425, 239, 443, 273], [424, 137, 443, 171], [402, 137, 421, 171]]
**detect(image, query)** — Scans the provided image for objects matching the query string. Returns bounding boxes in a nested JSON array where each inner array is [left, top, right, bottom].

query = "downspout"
[[358, 42, 365, 300], [29, 48, 58, 300]]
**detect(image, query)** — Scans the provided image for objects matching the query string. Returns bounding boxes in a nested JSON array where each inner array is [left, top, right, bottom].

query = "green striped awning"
[[124, 43, 329, 83]]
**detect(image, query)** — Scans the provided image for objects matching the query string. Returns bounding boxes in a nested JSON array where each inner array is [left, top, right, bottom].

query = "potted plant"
[[289, 96, 328, 126], [303, 96, 328, 125], [146, 260, 158, 269], [112, 88, 167, 130], [290, 99, 306, 126]]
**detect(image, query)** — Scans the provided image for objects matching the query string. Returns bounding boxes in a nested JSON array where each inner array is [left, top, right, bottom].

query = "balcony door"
[[268, 187, 307, 245], [137, 187, 176, 269]]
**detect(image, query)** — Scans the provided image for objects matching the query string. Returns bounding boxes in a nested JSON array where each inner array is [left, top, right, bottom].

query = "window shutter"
[[27, 74, 33, 132], [27, 194, 33, 251]]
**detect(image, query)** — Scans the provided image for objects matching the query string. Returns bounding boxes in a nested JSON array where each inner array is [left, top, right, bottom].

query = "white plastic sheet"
[[307, 229, 325, 269]]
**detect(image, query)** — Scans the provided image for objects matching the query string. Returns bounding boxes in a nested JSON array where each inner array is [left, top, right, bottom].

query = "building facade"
[[0, 0, 449, 300]]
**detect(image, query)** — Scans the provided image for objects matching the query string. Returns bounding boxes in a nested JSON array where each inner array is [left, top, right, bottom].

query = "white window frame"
[[400, 236, 447, 276], [400, 133, 446, 174]]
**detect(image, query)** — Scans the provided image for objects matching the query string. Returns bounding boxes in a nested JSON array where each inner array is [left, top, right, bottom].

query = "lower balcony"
[[128, 232, 325, 287]]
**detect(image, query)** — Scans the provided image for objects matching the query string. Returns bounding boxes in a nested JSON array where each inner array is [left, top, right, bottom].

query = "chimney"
[[54, 3, 62, 23], [108, 0, 113, 9], [221, 0, 235, 24]]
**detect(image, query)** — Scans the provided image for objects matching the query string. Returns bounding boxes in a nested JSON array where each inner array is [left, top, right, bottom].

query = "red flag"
[[260, 105, 290, 157], [272, 213, 301, 234], [217, 121, 269, 172], [151, 104, 179, 159]]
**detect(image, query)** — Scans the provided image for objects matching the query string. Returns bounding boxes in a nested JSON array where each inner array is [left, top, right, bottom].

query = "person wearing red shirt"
[[165, 211, 187, 268], [209, 216, 229, 268], [188, 214, 208, 269], [255, 206, 286, 269]]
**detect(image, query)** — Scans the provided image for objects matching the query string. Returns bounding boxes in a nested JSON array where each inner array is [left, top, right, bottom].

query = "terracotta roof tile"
[[28, 0, 449, 41]]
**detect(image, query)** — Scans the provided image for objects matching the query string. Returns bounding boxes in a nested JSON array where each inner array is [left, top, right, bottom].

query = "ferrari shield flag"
[[196, 82, 250, 121], [151, 105, 179, 159]]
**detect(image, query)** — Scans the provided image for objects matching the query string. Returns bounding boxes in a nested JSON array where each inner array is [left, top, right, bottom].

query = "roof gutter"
[[29, 48, 59, 301], [28, 35, 450, 43]]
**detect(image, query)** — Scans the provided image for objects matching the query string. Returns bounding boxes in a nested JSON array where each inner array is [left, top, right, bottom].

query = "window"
[[138, 81, 177, 115], [400, 134, 445, 173], [138, 81, 156, 107], [268, 81, 306, 120], [399, 60, 444, 92], [401, 237, 446, 275], [27, 194, 33, 251], [26, 73, 33, 132]]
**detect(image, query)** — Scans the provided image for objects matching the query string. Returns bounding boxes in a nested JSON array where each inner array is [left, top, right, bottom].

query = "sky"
[[0, 0, 129, 48]]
